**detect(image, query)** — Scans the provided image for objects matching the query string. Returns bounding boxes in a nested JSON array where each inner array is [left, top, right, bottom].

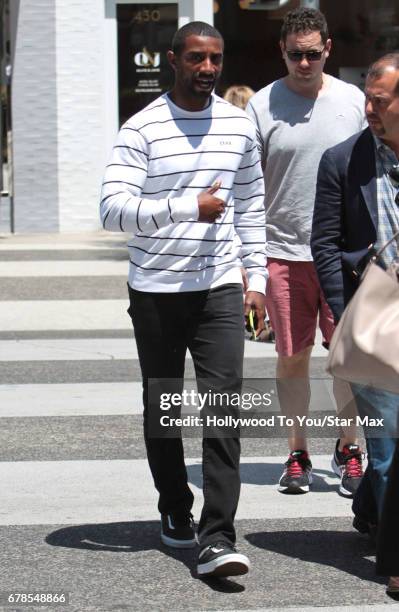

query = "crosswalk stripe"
[[0, 383, 144, 416], [0, 261, 129, 276], [0, 456, 351, 526], [0, 380, 337, 417], [0, 243, 126, 251], [0, 232, 126, 250], [0, 332, 329, 357], [0, 300, 130, 330], [0, 337, 280, 360]]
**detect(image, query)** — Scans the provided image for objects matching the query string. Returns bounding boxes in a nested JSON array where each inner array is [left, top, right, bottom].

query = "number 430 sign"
[[131, 8, 161, 23]]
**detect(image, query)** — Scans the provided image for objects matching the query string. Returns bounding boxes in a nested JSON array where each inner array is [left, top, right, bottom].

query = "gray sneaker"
[[278, 450, 313, 494], [332, 441, 364, 498]]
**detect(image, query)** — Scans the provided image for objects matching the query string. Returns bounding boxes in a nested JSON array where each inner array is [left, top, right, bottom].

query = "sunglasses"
[[388, 164, 399, 205], [285, 48, 325, 62]]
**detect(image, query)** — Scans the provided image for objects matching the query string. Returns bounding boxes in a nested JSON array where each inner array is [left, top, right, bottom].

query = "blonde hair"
[[223, 85, 255, 110]]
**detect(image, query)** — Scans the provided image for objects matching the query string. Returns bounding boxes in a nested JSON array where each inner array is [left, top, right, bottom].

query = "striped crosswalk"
[[0, 231, 392, 611]]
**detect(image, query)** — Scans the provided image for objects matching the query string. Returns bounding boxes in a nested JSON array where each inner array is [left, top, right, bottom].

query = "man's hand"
[[198, 181, 225, 222], [244, 291, 266, 337]]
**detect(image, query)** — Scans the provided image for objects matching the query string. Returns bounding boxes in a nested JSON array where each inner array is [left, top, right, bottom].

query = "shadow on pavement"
[[46, 520, 190, 555], [45, 521, 246, 593], [198, 577, 245, 592], [187, 461, 339, 492], [245, 529, 384, 584]]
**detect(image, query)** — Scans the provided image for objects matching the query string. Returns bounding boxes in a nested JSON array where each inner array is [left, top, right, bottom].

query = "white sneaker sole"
[[197, 553, 250, 577], [161, 532, 197, 549]]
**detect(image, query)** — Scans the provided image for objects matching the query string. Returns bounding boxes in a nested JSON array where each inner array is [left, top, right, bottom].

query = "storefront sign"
[[117, 3, 178, 124]]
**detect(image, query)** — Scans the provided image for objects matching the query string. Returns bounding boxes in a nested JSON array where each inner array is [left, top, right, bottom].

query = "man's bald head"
[[365, 52, 399, 151], [367, 53, 399, 94]]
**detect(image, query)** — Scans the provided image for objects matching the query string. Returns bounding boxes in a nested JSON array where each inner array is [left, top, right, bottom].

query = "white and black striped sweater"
[[100, 93, 267, 293]]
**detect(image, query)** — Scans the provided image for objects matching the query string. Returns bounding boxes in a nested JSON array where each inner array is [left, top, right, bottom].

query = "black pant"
[[128, 283, 244, 548]]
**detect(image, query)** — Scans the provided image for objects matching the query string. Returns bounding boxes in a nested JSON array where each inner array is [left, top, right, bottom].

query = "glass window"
[[214, 0, 399, 94], [117, 3, 178, 124]]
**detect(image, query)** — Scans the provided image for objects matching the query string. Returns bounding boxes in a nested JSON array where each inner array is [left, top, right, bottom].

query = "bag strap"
[[373, 229, 399, 262]]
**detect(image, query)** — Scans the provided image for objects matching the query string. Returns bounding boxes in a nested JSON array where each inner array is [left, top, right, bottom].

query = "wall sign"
[[117, 3, 178, 124]]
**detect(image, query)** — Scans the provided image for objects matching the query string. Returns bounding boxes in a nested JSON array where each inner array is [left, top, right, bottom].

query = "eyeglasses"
[[285, 48, 325, 62], [388, 164, 399, 205]]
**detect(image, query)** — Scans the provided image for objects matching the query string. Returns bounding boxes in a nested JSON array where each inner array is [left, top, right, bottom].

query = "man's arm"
[[100, 123, 224, 233], [311, 148, 346, 322], [233, 129, 267, 334], [245, 99, 265, 171]]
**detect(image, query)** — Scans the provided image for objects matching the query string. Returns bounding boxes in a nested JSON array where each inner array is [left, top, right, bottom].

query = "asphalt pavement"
[[0, 231, 396, 612]]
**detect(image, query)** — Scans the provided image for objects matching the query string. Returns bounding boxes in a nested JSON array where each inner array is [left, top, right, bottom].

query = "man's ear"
[[167, 50, 177, 71], [324, 38, 332, 59], [279, 40, 285, 59]]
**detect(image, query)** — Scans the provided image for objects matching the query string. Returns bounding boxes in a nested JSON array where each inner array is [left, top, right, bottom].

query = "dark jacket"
[[311, 128, 378, 322]]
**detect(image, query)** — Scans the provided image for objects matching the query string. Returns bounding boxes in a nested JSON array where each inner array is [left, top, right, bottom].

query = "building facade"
[[1, 0, 398, 232]]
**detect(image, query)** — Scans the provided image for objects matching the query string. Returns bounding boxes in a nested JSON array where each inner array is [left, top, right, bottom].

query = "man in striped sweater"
[[100, 21, 267, 578]]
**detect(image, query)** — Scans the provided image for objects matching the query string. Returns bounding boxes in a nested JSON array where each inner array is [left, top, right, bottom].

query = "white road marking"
[[0, 456, 352, 525]]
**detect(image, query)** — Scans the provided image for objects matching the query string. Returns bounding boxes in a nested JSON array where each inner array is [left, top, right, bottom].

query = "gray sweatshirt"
[[247, 76, 366, 261]]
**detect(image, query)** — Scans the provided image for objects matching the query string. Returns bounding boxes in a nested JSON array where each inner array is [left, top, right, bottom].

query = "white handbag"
[[326, 231, 399, 394]]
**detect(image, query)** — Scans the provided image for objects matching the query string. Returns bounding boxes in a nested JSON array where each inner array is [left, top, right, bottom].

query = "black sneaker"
[[197, 542, 250, 577], [278, 450, 313, 494], [160, 513, 196, 549], [331, 440, 364, 498]]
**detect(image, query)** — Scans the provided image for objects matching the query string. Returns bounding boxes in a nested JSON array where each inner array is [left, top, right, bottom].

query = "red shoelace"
[[285, 458, 305, 477], [344, 454, 363, 478]]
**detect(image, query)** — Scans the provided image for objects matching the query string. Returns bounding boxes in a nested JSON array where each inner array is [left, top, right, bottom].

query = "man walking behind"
[[100, 22, 266, 578], [312, 53, 399, 536], [246, 7, 366, 496]]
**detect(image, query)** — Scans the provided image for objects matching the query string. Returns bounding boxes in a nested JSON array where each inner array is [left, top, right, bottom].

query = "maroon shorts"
[[265, 258, 335, 357]]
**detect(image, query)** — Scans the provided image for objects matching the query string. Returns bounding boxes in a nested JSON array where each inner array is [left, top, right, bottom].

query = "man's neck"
[[284, 73, 329, 99], [168, 89, 211, 112], [376, 133, 399, 159], [383, 139, 399, 159]]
